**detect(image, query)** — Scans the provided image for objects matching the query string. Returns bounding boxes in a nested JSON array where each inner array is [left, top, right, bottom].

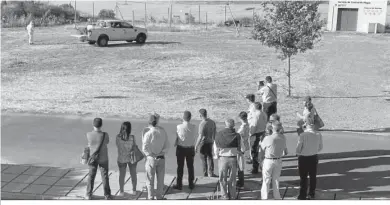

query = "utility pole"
[[189, 8, 191, 25], [198, 5, 200, 24], [252, 8, 255, 27], [74, 0, 77, 27], [92, 1, 94, 22], [170, 3, 173, 28], [144, 2, 147, 28], [224, 5, 226, 22], [132, 10, 135, 25], [206, 12, 208, 30]]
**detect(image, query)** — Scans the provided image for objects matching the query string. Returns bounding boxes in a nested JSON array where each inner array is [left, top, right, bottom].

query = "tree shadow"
[[281, 150, 390, 198], [106, 41, 181, 48]]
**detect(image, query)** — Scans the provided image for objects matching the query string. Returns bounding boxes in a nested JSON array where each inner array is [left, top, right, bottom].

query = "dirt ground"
[[1, 26, 390, 130]]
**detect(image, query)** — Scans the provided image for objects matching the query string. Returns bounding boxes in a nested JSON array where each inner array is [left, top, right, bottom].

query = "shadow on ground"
[[281, 149, 390, 197], [106, 41, 181, 47]]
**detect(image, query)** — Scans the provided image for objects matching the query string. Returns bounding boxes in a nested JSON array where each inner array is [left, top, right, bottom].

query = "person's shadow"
[[281, 149, 390, 198]]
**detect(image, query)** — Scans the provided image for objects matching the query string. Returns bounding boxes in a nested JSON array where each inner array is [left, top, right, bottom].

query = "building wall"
[[327, 0, 388, 33]]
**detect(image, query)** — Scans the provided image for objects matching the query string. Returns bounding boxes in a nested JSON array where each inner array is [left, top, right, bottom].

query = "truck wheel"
[[88, 41, 96, 45], [136, 34, 146, 44], [97, 36, 108, 47], [126, 40, 133, 43]]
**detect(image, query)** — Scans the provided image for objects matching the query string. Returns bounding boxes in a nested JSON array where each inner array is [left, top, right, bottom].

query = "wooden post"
[[224, 5, 226, 22], [189, 8, 191, 25], [132, 10, 135, 25], [74, 0, 76, 26], [170, 3, 173, 29], [92, 2, 94, 22], [144, 2, 147, 28], [252, 8, 255, 27]]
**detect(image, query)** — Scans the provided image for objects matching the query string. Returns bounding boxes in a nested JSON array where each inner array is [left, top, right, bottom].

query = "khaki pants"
[[261, 158, 282, 199], [218, 156, 237, 199], [145, 157, 165, 200]]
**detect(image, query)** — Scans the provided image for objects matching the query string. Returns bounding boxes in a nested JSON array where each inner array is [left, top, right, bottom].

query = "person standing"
[[26, 21, 34, 45], [296, 96, 319, 134], [213, 119, 241, 200], [85, 118, 112, 200], [257, 76, 277, 120], [236, 111, 250, 187], [295, 120, 323, 200], [245, 94, 256, 118], [173, 111, 197, 190], [248, 102, 268, 174], [116, 121, 138, 196], [142, 114, 170, 200], [260, 122, 288, 200], [195, 109, 217, 177]]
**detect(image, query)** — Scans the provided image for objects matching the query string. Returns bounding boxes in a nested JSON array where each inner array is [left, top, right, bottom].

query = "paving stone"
[[44, 186, 74, 196], [315, 190, 338, 200], [2, 181, 8, 188], [33, 176, 62, 186], [57, 196, 84, 200], [1, 182, 30, 193], [63, 169, 89, 178], [22, 184, 51, 195], [55, 176, 85, 187], [282, 186, 300, 200], [2, 165, 30, 175], [23, 166, 50, 176], [237, 190, 259, 200], [1, 173, 18, 182], [1, 192, 40, 200], [1, 164, 10, 171], [193, 176, 219, 188], [187, 185, 216, 200], [114, 191, 141, 200], [43, 168, 71, 177], [66, 186, 87, 198], [110, 172, 130, 195], [12, 174, 40, 184]]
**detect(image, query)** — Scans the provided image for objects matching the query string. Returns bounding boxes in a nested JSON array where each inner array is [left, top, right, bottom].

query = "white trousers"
[[261, 158, 282, 199], [28, 32, 33, 44]]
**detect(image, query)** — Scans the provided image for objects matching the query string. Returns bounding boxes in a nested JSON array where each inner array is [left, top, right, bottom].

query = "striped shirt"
[[296, 129, 323, 156]]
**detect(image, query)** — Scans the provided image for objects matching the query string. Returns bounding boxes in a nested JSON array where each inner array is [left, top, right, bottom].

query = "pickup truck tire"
[[97, 36, 109, 47], [88, 41, 96, 45], [136, 33, 146, 44], [126, 40, 133, 43]]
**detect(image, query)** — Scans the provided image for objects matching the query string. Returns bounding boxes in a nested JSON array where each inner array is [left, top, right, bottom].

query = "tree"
[[98, 9, 115, 19], [252, 1, 324, 96]]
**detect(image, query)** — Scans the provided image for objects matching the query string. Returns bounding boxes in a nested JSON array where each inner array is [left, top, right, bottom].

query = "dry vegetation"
[[1, 26, 390, 130]]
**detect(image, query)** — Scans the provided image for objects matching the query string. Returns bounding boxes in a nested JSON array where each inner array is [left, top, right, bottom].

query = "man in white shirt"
[[257, 76, 277, 120], [248, 102, 268, 174], [237, 111, 250, 187], [26, 21, 34, 45], [142, 114, 170, 200], [260, 122, 288, 200], [295, 120, 323, 200], [173, 111, 196, 190]]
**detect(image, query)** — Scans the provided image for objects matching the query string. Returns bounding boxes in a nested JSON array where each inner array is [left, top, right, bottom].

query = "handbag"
[[314, 110, 325, 129], [129, 135, 144, 164], [87, 132, 106, 166]]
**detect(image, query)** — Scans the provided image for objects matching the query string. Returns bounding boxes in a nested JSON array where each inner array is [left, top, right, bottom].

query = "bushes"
[[1, 1, 81, 28]]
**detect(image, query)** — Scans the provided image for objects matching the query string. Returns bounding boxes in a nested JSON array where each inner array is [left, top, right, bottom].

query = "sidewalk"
[[2, 163, 384, 200]]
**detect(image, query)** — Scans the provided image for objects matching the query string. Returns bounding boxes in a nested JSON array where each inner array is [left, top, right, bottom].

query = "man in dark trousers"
[[85, 118, 112, 200], [173, 111, 197, 190], [295, 119, 323, 200], [195, 109, 217, 177]]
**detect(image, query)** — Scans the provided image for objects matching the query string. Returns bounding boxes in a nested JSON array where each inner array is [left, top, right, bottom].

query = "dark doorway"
[[336, 8, 359, 31]]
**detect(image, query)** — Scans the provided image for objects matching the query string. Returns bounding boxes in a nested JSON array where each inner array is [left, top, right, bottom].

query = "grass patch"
[[1, 26, 390, 130]]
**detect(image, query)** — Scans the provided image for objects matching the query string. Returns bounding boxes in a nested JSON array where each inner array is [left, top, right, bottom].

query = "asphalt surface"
[[1, 113, 389, 198]]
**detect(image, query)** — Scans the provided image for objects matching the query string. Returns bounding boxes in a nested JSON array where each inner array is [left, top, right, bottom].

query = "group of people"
[[83, 76, 324, 200]]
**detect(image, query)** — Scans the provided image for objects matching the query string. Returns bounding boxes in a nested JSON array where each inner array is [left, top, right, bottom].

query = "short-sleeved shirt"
[[258, 83, 277, 103], [198, 118, 216, 144], [176, 122, 197, 147], [260, 133, 286, 159], [87, 131, 110, 163], [237, 123, 250, 152], [116, 135, 135, 163]]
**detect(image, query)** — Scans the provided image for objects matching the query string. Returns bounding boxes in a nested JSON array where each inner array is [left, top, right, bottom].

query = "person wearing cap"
[[195, 108, 217, 177], [85, 118, 113, 200], [26, 21, 34, 45], [256, 76, 277, 120], [173, 111, 196, 190], [259, 121, 288, 199], [236, 111, 250, 187], [296, 96, 318, 134], [213, 119, 241, 200], [295, 117, 323, 200], [142, 114, 170, 200], [248, 102, 268, 174]]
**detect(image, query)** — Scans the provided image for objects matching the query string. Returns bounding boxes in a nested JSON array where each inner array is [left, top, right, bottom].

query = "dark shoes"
[[307, 194, 315, 200], [189, 183, 195, 190], [173, 184, 182, 190], [208, 173, 218, 177], [246, 160, 253, 164], [105, 195, 113, 200], [250, 169, 259, 174]]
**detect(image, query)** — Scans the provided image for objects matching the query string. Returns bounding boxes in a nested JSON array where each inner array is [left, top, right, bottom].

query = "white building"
[[327, 0, 388, 33]]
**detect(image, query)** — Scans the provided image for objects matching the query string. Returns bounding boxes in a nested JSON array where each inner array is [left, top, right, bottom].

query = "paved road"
[[1, 113, 389, 198]]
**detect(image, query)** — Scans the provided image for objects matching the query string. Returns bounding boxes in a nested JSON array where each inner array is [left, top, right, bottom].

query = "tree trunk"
[[288, 56, 291, 97]]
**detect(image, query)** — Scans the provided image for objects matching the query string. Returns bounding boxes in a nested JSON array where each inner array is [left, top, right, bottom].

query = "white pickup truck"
[[75, 20, 148, 47]]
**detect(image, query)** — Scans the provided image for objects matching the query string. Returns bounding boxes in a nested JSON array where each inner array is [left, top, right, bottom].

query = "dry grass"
[[1, 26, 390, 130]]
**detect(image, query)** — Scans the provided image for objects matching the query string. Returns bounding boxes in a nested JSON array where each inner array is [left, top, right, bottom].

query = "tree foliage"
[[252, 1, 324, 96], [98, 9, 116, 19]]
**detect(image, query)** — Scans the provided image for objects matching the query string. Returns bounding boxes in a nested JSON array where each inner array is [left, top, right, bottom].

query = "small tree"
[[252, 1, 324, 96], [98, 9, 115, 19]]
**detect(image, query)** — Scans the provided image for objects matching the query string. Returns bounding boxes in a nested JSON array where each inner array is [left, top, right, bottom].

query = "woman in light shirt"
[[296, 96, 317, 133], [116, 121, 138, 196]]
